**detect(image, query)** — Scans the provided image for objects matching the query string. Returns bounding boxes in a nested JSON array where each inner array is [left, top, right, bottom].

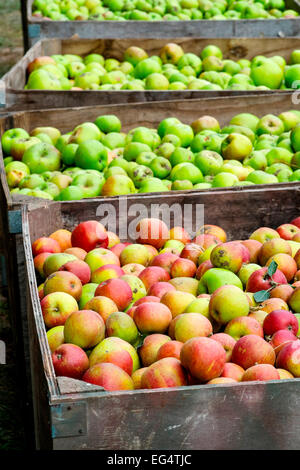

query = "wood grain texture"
[[2, 37, 300, 111]]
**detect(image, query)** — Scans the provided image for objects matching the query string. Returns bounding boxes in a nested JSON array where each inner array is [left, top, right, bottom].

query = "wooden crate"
[[24, 0, 300, 49], [22, 187, 300, 450], [2, 36, 300, 111]]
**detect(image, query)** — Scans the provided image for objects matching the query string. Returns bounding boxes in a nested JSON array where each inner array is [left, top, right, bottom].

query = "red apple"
[[138, 266, 171, 291], [231, 334, 276, 369], [263, 309, 299, 336], [32, 237, 61, 257], [210, 333, 236, 362], [269, 329, 298, 355], [71, 220, 108, 252], [224, 316, 263, 341], [95, 278, 133, 311], [246, 266, 287, 292], [147, 281, 176, 299], [135, 218, 169, 249], [52, 343, 89, 379], [276, 224, 299, 240], [242, 364, 280, 382], [276, 340, 300, 377], [59, 259, 91, 285]]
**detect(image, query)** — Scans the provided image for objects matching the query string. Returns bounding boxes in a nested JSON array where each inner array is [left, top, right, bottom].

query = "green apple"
[[229, 113, 259, 133], [58, 185, 84, 201], [61, 143, 79, 166], [72, 172, 105, 198], [170, 147, 194, 166], [74, 140, 108, 171], [138, 177, 169, 193], [243, 150, 268, 171], [246, 170, 279, 185], [134, 58, 162, 79], [251, 58, 284, 89], [284, 64, 300, 89], [145, 73, 169, 90], [256, 114, 285, 136], [22, 143, 61, 174], [200, 45, 223, 60], [131, 165, 154, 188], [123, 142, 152, 161], [19, 174, 44, 189], [265, 147, 293, 166], [291, 124, 300, 151], [171, 179, 194, 190], [1, 128, 30, 155], [211, 172, 239, 187], [198, 268, 243, 295], [124, 46, 148, 66], [69, 122, 102, 144], [194, 150, 223, 175]]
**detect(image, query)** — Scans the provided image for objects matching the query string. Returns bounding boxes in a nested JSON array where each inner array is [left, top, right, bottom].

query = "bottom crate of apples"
[[34, 215, 300, 391]]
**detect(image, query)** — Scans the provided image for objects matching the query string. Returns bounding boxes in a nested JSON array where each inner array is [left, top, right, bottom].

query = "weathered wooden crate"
[[1, 92, 300, 250], [22, 187, 300, 450], [2, 36, 300, 111], [24, 0, 300, 50]]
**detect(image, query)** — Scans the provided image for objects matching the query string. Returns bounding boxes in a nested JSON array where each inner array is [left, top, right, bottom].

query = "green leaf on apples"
[[253, 289, 271, 303], [267, 260, 278, 278], [135, 333, 148, 350]]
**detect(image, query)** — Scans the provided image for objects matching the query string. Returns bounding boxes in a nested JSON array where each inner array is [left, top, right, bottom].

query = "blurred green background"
[[0, 0, 23, 77]]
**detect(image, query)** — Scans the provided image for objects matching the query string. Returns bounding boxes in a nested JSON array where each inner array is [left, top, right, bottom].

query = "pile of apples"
[[32, 0, 299, 21], [24, 44, 300, 92], [33, 216, 300, 391], [2, 109, 300, 201]]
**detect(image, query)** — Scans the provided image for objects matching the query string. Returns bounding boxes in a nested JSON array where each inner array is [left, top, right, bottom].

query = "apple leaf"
[[267, 260, 278, 278], [253, 289, 271, 303]]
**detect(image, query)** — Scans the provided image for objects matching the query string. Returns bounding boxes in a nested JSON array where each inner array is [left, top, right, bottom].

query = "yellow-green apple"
[[276, 340, 300, 377], [238, 263, 261, 287], [159, 43, 184, 64], [147, 281, 176, 299], [198, 268, 243, 295], [161, 240, 185, 256], [209, 285, 250, 324], [41, 291, 79, 328], [221, 133, 253, 161], [266, 253, 297, 282], [249, 226, 280, 243], [269, 329, 298, 356], [131, 368, 148, 390], [63, 310, 105, 349], [94, 278, 133, 311], [43, 271, 82, 301], [105, 311, 139, 345], [52, 343, 89, 379], [277, 369, 294, 379], [135, 218, 169, 249], [133, 302, 172, 334], [43, 253, 77, 278], [240, 239, 262, 263], [276, 223, 300, 240], [119, 274, 147, 303], [78, 283, 98, 309], [180, 243, 204, 265], [197, 224, 227, 243], [170, 258, 197, 278], [120, 243, 150, 266], [210, 242, 245, 273], [168, 277, 199, 296], [173, 312, 212, 343], [71, 220, 108, 251], [142, 244, 159, 264], [248, 310, 269, 326], [84, 248, 120, 273], [121, 263, 145, 277], [224, 316, 263, 341], [180, 336, 226, 382], [32, 237, 61, 256], [82, 363, 134, 391], [191, 116, 220, 134], [246, 266, 287, 292], [150, 252, 179, 273], [156, 340, 183, 361], [138, 266, 171, 291], [288, 287, 300, 312], [58, 259, 91, 285], [258, 238, 292, 265], [231, 334, 276, 369], [242, 364, 280, 382], [90, 264, 124, 283], [141, 357, 188, 389], [89, 336, 140, 372], [46, 325, 65, 353], [84, 296, 118, 323], [139, 333, 171, 367], [64, 247, 87, 261], [209, 333, 236, 362], [106, 231, 120, 249]]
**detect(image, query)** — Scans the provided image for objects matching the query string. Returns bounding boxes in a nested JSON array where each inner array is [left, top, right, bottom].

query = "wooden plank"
[[3, 36, 300, 111]]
